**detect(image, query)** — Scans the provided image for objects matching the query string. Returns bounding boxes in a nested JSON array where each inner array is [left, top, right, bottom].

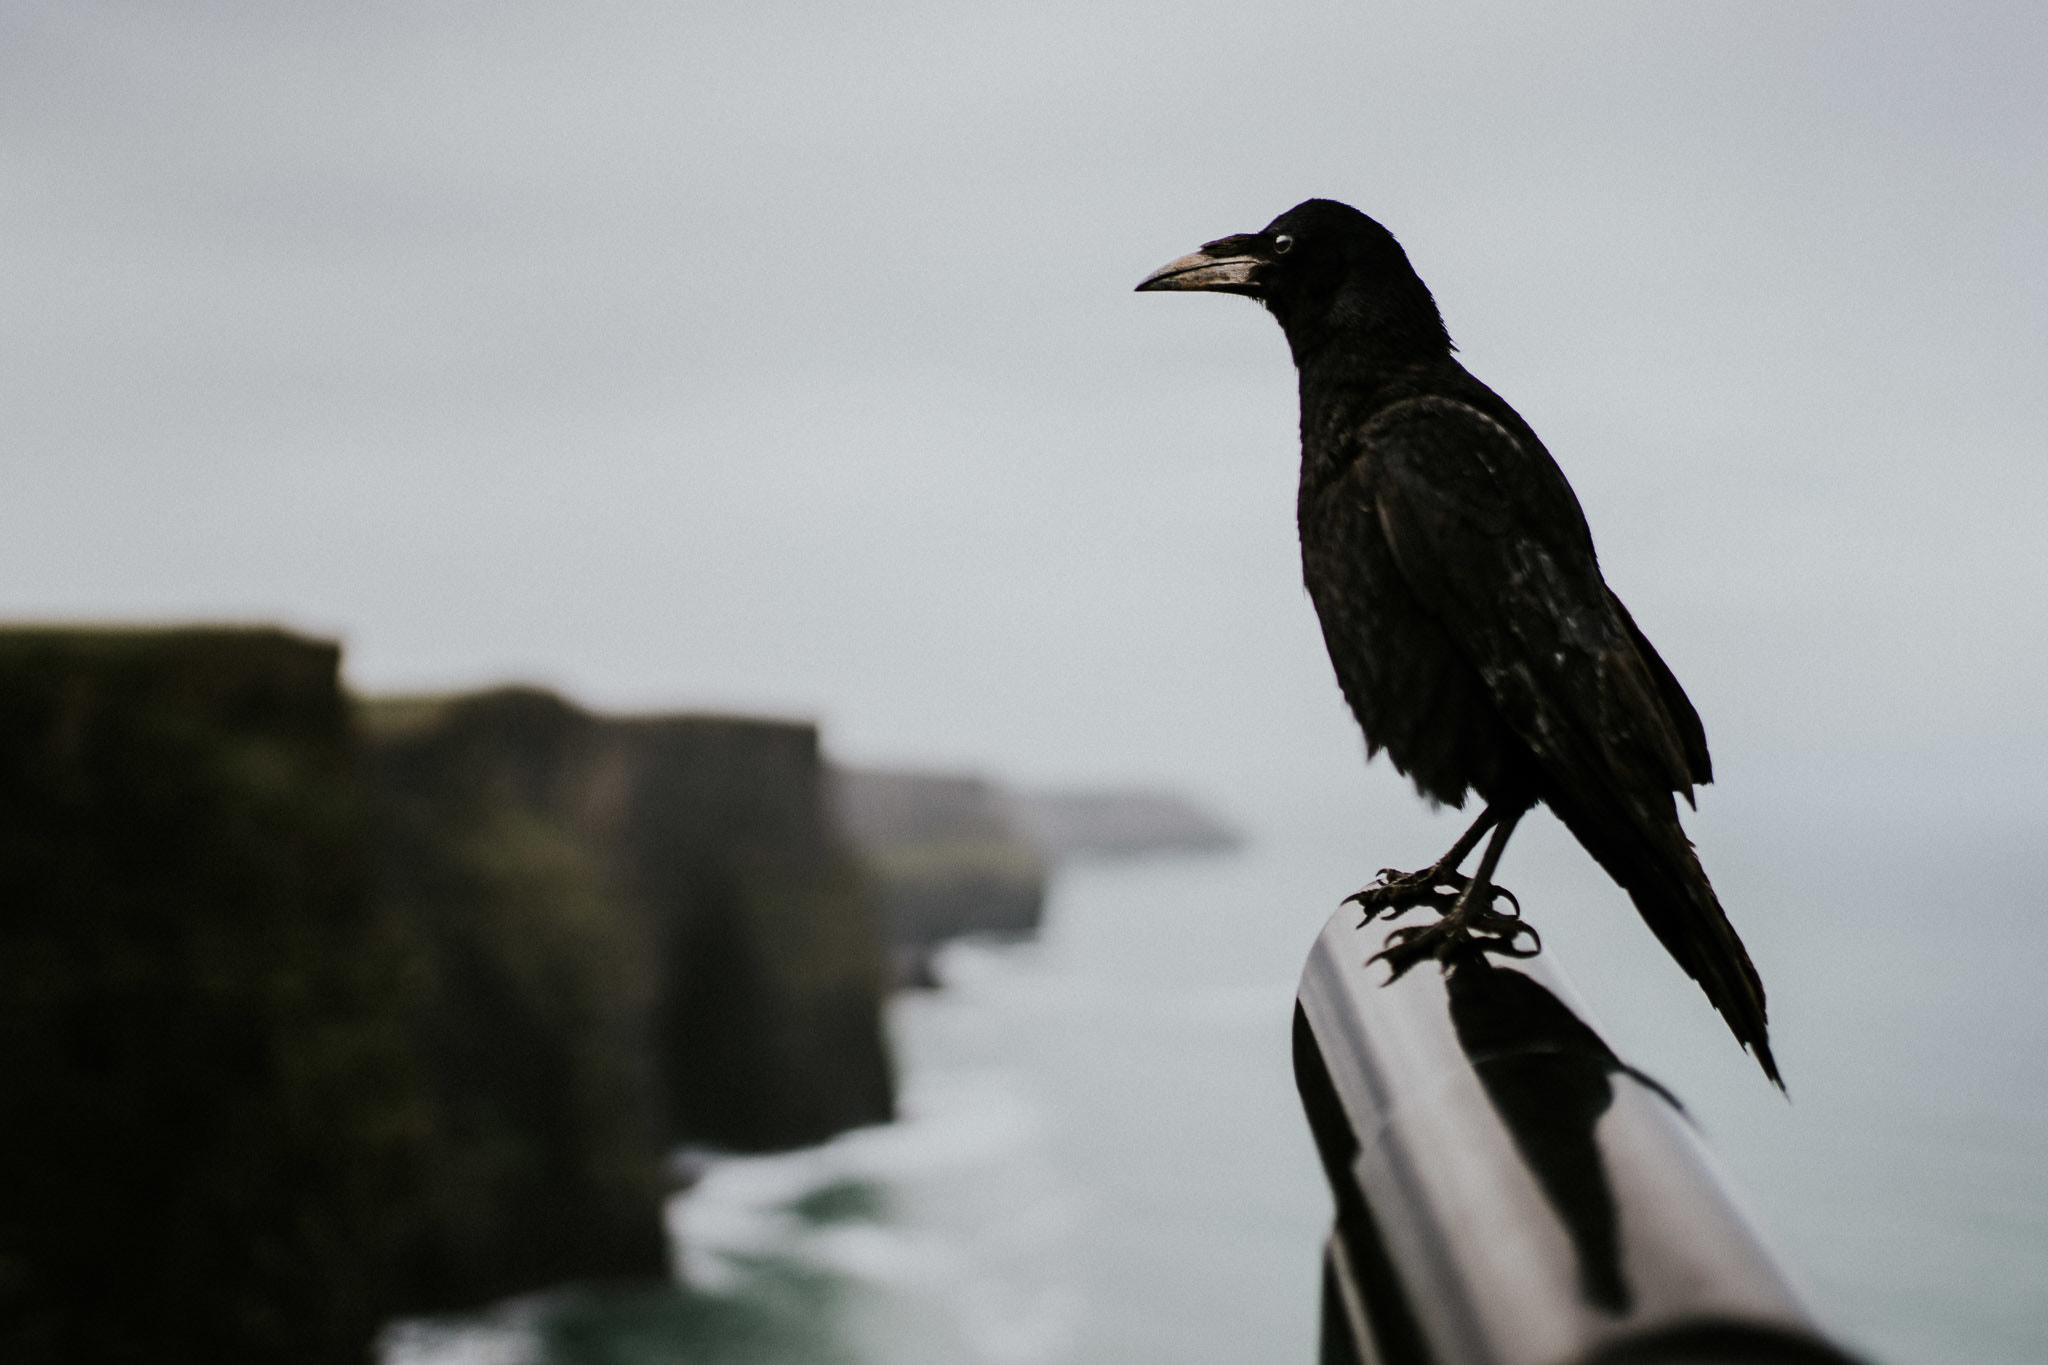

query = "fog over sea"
[[387, 795, 2048, 1365]]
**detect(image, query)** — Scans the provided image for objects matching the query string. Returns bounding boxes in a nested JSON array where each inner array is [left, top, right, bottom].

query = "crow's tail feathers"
[[1656, 839, 1780, 1090], [1559, 797, 1781, 1090]]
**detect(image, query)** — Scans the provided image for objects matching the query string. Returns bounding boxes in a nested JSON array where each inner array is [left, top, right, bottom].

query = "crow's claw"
[[1345, 865, 1471, 925], [1364, 882, 1537, 980]]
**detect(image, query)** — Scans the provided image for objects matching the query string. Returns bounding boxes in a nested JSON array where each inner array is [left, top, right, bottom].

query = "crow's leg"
[[1369, 804, 1539, 980], [1345, 803, 1501, 924]]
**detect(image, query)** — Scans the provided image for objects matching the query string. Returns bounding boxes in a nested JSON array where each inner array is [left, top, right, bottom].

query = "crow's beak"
[[1135, 244, 1264, 295]]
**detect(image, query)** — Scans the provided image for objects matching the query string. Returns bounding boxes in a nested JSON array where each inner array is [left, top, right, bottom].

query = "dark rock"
[[363, 689, 898, 1309], [832, 771, 1241, 984], [0, 628, 416, 1365], [599, 714, 895, 1152], [831, 769, 1046, 987], [0, 627, 901, 1351], [363, 688, 672, 1315]]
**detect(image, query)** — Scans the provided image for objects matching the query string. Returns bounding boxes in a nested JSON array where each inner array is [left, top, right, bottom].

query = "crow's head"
[[1136, 198, 1451, 362]]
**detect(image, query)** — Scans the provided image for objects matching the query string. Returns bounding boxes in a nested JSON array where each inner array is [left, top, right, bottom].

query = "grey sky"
[[4, 1, 2044, 840]]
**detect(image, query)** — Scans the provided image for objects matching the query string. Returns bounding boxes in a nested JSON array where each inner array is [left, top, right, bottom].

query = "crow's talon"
[[1344, 866, 1471, 925], [1363, 881, 1536, 977]]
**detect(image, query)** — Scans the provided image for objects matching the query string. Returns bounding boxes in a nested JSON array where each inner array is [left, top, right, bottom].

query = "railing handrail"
[[1294, 905, 1862, 1365]]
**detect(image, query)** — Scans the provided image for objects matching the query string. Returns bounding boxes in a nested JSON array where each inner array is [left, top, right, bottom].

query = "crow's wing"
[[1360, 396, 1702, 809], [1607, 589, 1711, 790]]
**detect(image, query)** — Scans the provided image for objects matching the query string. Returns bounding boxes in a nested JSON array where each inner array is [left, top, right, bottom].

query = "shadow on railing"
[[1294, 905, 1864, 1365]]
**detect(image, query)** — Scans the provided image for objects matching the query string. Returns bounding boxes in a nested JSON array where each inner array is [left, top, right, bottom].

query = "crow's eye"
[[1273, 234, 1294, 255]]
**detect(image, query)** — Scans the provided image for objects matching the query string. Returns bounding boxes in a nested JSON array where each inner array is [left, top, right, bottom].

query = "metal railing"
[[1294, 905, 1862, 1365]]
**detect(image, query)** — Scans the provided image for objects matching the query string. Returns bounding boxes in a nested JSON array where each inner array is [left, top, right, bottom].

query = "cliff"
[[0, 631, 897, 1360], [363, 689, 673, 1316], [831, 770, 1242, 985], [599, 713, 893, 1151], [832, 769, 1047, 986], [1008, 788, 1242, 860], [364, 689, 897, 1311], [0, 629, 416, 1365]]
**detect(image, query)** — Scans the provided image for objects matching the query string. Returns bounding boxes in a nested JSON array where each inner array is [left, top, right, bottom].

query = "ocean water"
[[386, 810, 2048, 1365]]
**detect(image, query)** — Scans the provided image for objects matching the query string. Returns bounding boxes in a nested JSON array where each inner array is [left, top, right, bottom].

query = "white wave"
[[669, 1054, 1087, 1363], [377, 1303, 543, 1365]]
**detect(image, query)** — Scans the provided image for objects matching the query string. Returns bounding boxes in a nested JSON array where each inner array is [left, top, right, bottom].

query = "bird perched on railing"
[[1138, 199, 1779, 1087]]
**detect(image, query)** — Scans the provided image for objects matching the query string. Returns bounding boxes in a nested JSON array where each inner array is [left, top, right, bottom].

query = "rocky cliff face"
[[831, 768, 1047, 987], [0, 631, 897, 1360], [829, 770, 1242, 986], [365, 689, 897, 1311], [0, 629, 416, 1365], [1008, 788, 1242, 860], [599, 714, 893, 1151], [363, 688, 673, 1317]]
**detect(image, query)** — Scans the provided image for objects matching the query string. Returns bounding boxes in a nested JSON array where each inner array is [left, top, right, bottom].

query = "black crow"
[[1138, 199, 1778, 1087]]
